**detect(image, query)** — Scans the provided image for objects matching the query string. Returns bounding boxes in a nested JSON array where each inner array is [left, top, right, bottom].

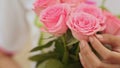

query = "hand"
[[79, 34, 120, 68], [0, 52, 21, 68]]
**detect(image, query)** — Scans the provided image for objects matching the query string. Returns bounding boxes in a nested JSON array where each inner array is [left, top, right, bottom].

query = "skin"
[[1, 34, 120, 68], [79, 34, 120, 68], [0, 52, 21, 68]]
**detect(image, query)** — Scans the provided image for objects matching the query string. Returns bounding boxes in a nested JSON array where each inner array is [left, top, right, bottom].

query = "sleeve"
[[0, 0, 30, 54]]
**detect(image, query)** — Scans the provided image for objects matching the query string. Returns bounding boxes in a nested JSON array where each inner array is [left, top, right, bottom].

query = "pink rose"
[[75, 3, 106, 30], [85, 0, 96, 5], [67, 12, 103, 41], [40, 4, 71, 36], [60, 0, 96, 8], [33, 0, 59, 16], [60, 0, 84, 8], [103, 11, 120, 36]]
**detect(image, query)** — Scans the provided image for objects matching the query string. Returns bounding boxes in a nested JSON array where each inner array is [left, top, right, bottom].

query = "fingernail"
[[89, 37, 94, 42], [96, 34, 103, 40], [80, 40, 85, 50]]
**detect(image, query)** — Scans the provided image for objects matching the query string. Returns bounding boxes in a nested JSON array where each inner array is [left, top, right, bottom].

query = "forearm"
[[0, 53, 21, 68]]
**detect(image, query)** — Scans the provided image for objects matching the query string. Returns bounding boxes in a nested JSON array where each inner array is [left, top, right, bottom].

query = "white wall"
[[96, 0, 120, 14]]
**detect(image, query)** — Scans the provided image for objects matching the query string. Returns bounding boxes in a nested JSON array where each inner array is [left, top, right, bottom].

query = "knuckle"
[[103, 53, 113, 60], [116, 36, 120, 45], [95, 62, 104, 68], [81, 47, 92, 56], [81, 50, 88, 56], [105, 34, 115, 42], [109, 35, 120, 44], [82, 49, 92, 56], [117, 65, 120, 68]]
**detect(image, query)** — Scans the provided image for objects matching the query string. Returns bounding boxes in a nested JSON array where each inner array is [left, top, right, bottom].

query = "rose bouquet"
[[30, 0, 120, 68]]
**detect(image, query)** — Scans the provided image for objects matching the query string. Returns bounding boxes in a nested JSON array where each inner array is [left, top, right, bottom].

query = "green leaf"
[[43, 36, 54, 39], [60, 36, 69, 64], [69, 42, 79, 55], [99, 0, 109, 11], [117, 15, 120, 19], [68, 42, 79, 61], [55, 39, 65, 59], [38, 32, 44, 46], [65, 30, 73, 41], [31, 40, 54, 52], [65, 29, 79, 46], [37, 59, 63, 68], [29, 52, 58, 62], [100, 6, 109, 11], [67, 39, 79, 46], [34, 16, 44, 28], [66, 62, 83, 68], [101, 0, 106, 6], [55, 37, 69, 64]]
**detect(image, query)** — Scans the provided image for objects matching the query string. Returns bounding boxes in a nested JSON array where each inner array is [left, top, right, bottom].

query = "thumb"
[[95, 34, 120, 47]]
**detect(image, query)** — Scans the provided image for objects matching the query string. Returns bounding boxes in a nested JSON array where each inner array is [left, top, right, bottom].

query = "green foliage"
[[55, 39, 65, 60], [118, 15, 120, 19], [30, 30, 83, 68], [31, 40, 55, 52], [29, 52, 58, 62], [38, 32, 44, 46], [65, 62, 83, 68], [37, 59, 63, 68], [100, 0, 109, 11], [67, 39, 78, 46], [34, 16, 44, 28]]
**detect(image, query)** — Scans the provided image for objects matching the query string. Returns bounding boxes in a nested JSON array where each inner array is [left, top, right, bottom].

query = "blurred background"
[[0, 0, 120, 68]]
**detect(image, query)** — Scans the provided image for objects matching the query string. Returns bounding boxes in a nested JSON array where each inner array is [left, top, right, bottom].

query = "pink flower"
[[75, 3, 106, 30], [60, 0, 84, 8], [85, 0, 96, 5], [40, 4, 71, 36], [103, 11, 120, 36], [60, 0, 96, 8], [67, 12, 103, 41], [33, 0, 59, 16]]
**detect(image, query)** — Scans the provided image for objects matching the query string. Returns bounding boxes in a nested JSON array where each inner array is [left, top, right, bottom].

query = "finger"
[[89, 36, 112, 60], [0, 56, 21, 68], [79, 53, 88, 68], [96, 34, 120, 47], [80, 52, 120, 68], [102, 63, 120, 68], [79, 41, 91, 68], [104, 51, 120, 64], [80, 40, 101, 68]]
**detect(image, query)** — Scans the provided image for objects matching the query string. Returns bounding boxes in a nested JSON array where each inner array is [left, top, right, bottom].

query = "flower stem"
[[38, 32, 44, 46], [101, 0, 106, 7], [61, 35, 69, 64], [101, 0, 107, 10], [34, 16, 44, 28]]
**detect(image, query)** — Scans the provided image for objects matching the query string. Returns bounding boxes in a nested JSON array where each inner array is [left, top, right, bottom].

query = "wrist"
[[0, 51, 6, 58], [0, 50, 13, 58]]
